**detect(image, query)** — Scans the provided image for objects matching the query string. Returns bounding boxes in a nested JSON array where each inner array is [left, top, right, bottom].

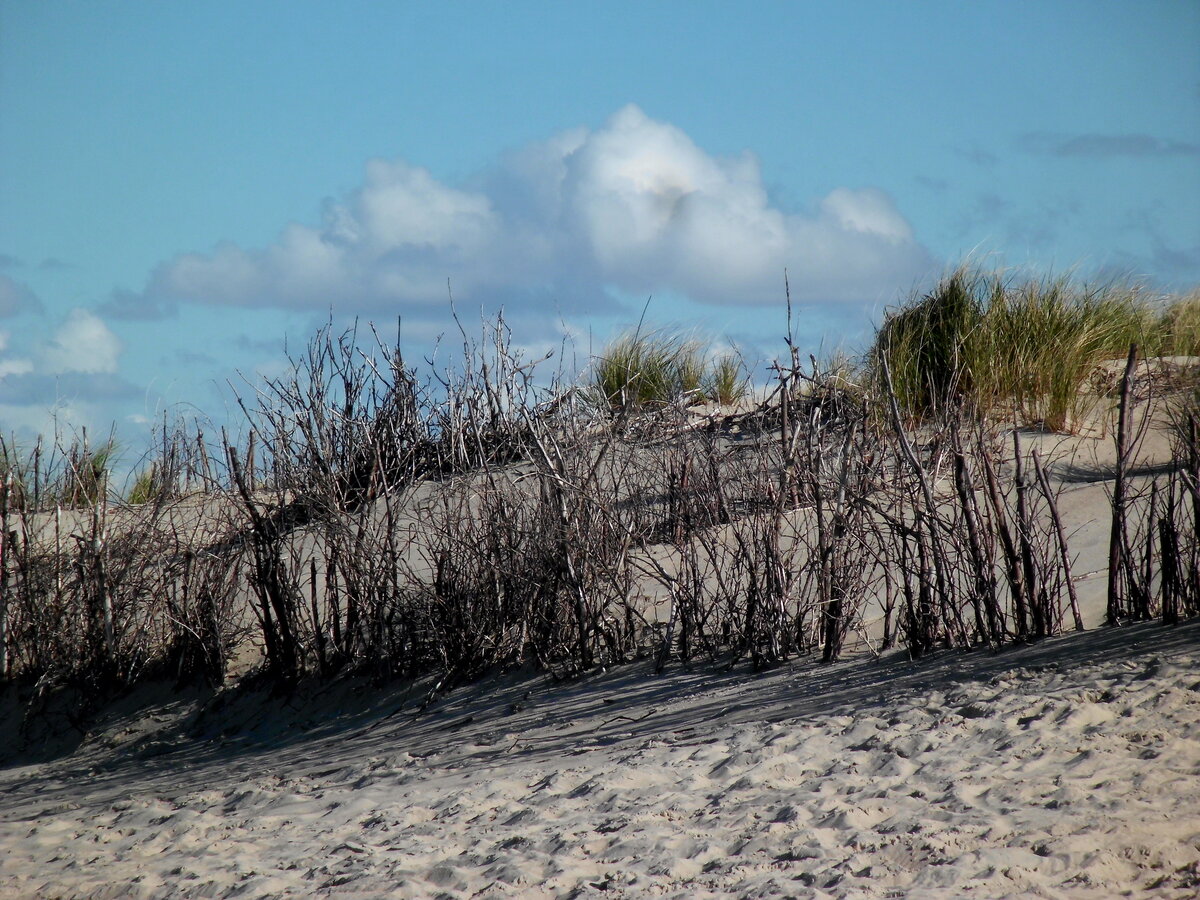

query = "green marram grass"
[[870, 266, 989, 420], [872, 267, 1161, 431], [1161, 291, 1200, 357], [55, 439, 118, 508], [592, 329, 747, 411], [705, 352, 750, 406], [127, 462, 167, 505]]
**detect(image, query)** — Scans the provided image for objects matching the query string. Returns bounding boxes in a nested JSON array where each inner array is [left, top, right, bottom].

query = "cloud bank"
[[112, 106, 931, 320]]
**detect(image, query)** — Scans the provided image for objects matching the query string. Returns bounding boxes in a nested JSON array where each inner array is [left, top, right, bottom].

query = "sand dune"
[[2, 619, 1198, 899], [2, 353, 1198, 898]]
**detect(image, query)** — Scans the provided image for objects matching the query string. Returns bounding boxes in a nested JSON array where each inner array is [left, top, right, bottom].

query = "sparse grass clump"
[[592, 329, 746, 411], [705, 352, 750, 406], [871, 266, 988, 418], [55, 439, 117, 508], [1161, 291, 1200, 357], [977, 278, 1154, 429], [126, 463, 163, 505], [872, 267, 1158, 430]]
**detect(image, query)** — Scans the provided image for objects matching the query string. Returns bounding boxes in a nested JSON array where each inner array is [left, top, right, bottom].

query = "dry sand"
[[2, 390, 1198, 898], [1, 618, 1198, 899]]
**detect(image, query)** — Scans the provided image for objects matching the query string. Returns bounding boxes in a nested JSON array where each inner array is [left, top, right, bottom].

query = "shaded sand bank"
[[2, 619, 1198, 899]]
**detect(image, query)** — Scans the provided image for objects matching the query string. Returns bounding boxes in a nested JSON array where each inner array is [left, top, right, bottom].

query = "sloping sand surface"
[[2, 620, 1198, 899]]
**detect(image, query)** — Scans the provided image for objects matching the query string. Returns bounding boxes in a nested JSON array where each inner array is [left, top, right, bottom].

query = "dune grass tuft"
[[127, 462, 164, 505], [705, 352, 749, 406], [592, 329, 747, 410], [55, 438, 117, 508], [872, 267, 1159, 430], [1162, 291, 1200, 357], [870, 266, 988, 419]]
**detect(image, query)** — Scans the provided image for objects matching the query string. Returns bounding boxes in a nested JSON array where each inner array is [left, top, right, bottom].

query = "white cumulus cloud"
[[123, 105, 931, 319], [1, 311, 137, 441], [40, 308, 123, 375]]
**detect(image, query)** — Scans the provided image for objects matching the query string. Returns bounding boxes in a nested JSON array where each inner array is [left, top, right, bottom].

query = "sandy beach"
[[1, 615, 1198, 899]]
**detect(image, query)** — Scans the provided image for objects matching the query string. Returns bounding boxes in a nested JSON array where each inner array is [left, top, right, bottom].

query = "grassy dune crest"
[[870, 267, 1174, 430]]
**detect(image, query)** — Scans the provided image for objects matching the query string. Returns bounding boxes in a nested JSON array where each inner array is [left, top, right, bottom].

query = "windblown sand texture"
[[1, 620, 1198, 899]]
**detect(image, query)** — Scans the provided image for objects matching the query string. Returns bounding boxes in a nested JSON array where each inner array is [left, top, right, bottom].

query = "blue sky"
[[1, 1, 1198, 450]]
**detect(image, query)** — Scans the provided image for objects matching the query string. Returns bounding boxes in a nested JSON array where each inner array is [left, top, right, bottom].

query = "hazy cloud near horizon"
[[1, 309, 126, 403], [108, 106, 933, 321], [1019, 132, 1200, 159], [0, 308, 133, 438], [0, 372, 141, 407]]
